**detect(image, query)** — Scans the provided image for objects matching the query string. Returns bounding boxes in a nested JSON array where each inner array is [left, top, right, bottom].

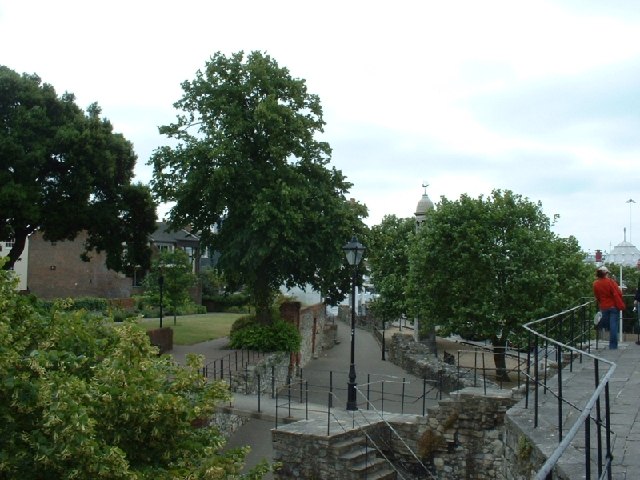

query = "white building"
[[0, 238, 28, 290], [607, 229, 640, 267]]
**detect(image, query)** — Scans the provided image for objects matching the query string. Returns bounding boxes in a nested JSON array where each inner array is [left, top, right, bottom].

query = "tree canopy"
[[367, 215, 414, 323], [150, 51, 367, 322], [0, 263, 270, 479], [407, 190, 592, 379], [0, 65, 156, 273]]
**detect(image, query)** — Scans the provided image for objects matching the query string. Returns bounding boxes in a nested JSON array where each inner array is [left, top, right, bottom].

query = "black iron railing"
[[523, 301, 615, 479]]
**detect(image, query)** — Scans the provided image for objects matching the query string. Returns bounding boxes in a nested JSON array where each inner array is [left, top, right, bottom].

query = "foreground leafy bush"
[[229, 316, 301, 352], [0, 267, 271, 479]]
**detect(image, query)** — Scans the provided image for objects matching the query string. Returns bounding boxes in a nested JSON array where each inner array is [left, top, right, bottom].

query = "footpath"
[[172, 322, 439, 477], [171, 325, 640, 479]]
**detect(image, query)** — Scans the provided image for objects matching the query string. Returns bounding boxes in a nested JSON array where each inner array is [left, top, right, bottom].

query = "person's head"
[[596, 265, 609, 278]]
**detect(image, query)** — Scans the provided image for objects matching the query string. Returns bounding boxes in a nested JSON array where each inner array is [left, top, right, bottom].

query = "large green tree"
[[407, 190, 591, 380], [367, 215, 414, 324], [150, 51, 367, 322], [0, 66, 156, 273], [0, 263, 270, 479]]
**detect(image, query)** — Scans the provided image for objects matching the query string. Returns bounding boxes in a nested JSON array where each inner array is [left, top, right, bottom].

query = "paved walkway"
[[545, 339, 640, 480], [171, 322, 442, 477], [171, 325, 640, 479]]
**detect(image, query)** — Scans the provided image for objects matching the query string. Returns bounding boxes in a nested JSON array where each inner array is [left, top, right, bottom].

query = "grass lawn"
[[137, 312, 245, 345]]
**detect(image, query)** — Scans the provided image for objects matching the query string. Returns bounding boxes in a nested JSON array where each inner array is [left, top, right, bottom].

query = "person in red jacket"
[[593, 265, 625, 349]]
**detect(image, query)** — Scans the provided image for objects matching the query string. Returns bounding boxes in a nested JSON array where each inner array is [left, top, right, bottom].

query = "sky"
[[2, 0, 640, 254]]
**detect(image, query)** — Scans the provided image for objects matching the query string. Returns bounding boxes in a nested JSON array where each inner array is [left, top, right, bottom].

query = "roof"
[[150, 222, 199, 246], [608, 240, 640, 267], [415, 193, 434, 216]]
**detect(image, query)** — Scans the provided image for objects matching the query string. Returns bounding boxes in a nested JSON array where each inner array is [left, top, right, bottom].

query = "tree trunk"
[[493, 337, 510, 382], [252, 273, 274, 325], [424, 322, 438, 355], [2, 229, 28, 271]]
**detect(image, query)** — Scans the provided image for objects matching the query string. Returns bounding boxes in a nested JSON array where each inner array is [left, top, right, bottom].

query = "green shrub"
[[230, 315, 257, 336], [35, 296, 110, 314], [74, 297, 109, 311], [229, 317, 301, 352], [203, 292, 251, 312], [111, 308, 137, 323]]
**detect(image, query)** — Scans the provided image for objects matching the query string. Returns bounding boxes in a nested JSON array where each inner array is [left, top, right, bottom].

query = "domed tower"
[[414, 183, 434, 231]]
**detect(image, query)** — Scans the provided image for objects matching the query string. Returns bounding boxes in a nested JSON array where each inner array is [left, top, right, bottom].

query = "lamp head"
[[342, 235, 365, 266]]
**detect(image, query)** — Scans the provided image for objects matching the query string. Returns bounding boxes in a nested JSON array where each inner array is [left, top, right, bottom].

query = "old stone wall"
[[388, 333, 498, 393], [271, 413, 428, 479], [229, 352, 291, 395], [229, 302, 337, 395], [424, 388, 519, 479], [271, 388, 521, 479], [280, 302, 337, 369]]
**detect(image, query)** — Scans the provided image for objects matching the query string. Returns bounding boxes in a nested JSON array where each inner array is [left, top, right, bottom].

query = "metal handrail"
[[523, 301, 615, 479]]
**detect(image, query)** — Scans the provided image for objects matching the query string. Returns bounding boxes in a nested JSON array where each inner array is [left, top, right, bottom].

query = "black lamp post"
[[381, 320, 386, 361], [343, 235, 365, 411], [158, 273, 164, 329]]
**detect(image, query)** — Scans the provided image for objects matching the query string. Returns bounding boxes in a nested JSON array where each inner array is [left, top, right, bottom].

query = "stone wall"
[[503, 396, 578, 480], [271, 388, 521, 479], [388, 333, 499, 393], [229, 352, 291, 395], [280, 301, 337, 370], [272, 413, 429, 479], [425, 388, 520, 479], [229, 302, 337, 395]]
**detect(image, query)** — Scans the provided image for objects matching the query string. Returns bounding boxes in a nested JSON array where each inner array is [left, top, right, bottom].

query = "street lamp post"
[[343, 235, 365, 411], [381, 320, 386, 361], [159, 273, 164, 329]]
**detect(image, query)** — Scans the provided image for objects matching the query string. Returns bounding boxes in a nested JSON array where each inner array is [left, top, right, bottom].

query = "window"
[[5, 240, 14, 248]]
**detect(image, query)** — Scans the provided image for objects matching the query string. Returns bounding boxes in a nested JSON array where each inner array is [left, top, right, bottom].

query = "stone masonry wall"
[[280, 302, 337, 370], [271, 388, 520, 480], [229, 302, 337, 395], [425, 388, 520, 480], [388, 333, 499, 393], [272, 415, 427, 479]]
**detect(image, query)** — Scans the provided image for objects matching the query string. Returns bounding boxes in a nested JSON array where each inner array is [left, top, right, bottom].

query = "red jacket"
[[593, 277, 625, 310]]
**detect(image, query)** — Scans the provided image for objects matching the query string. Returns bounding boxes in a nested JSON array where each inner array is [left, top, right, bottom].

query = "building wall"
[[0, 238, 28, 291], [27, 231, 133, 299]]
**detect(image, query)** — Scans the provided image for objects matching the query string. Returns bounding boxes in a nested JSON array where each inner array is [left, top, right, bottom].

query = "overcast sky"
[[2, 0, 640, 254]]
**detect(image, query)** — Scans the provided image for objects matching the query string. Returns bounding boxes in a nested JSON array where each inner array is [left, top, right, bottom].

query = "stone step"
[[332, 435, 366, 455], [340, 445, 376, 463], [350, 456, 390, 474], [366, 467, 397, 480]]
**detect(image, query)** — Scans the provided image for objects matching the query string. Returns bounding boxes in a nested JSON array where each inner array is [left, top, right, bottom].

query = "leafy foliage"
[[149, 51, 367, 322], [229, 316, 301, 352], [0, 65, 156, 273], [407, 190, 591, 379], [0, 266, 270, 479], [36, 296, 110, 313], [367, 215, 415, 322], [143, 249, 198, 323]]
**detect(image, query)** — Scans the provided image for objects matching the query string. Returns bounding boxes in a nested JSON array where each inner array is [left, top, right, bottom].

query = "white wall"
[[0, 238, 28, 290]]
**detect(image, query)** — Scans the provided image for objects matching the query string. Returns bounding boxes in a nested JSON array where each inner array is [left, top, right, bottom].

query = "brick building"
[[25, 222, 202, 300]]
